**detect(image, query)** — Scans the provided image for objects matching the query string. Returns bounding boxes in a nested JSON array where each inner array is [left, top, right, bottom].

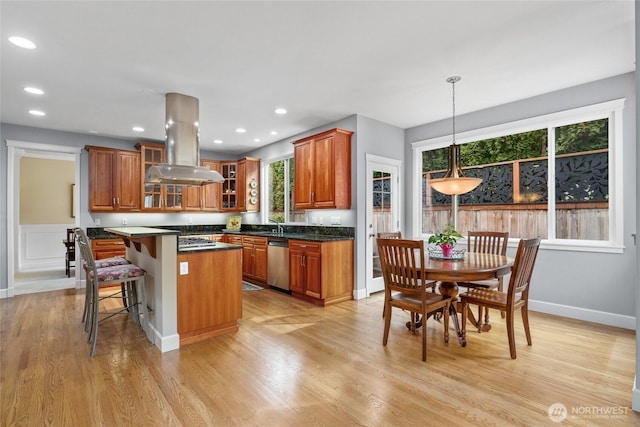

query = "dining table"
[[420, 250, 513, 346]]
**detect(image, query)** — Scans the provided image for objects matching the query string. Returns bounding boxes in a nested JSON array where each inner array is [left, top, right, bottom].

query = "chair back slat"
[[506, 238, 541, 303], [468, 231, 509, 256], [377, 238, 426, 294]]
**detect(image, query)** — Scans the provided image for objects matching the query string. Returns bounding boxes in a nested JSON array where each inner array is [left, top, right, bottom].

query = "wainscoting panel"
[[18, 224, 71, 272]]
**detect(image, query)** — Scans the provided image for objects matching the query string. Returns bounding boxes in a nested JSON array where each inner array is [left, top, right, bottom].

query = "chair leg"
[[506, 310, 517, 359], [522, 305, 532, 346], [477, 305, 484, 333], [461, 300, 467, 339], [89, 279, 100, 357], [443, 303, 450, 345], [382, 301, 392, 346], [421, 309, 427, 362]]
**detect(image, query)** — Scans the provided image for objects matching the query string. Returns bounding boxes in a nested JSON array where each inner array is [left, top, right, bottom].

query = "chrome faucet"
[[269, 219, 284, 235]]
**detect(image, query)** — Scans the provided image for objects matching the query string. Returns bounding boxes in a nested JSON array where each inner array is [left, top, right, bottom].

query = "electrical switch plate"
[[188, 217, 193, 224], [95, 218, 101, 225], [331, 216, 341, 225], [180, 262, 189, 275], [311, 216, 318, 225], [122, 217, 127, 225]]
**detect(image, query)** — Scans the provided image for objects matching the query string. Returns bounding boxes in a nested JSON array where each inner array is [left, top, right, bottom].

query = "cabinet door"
[[236, 159, 247, 211], [115, 150, 141, 211], [140, 144, 164, 210], [242, 244, 254, 277], [289, 249, 305, 293], [221, 162, 238, 210], [88, 148, 116, 211], [91, 238, 126, 260], [304, 251, 322, 299], [182, 186, 202, 210], [201, 160, 221, 211], [293, 140, 314, 209], [311, 135, 336, 208], [253, 242, 268, 282]]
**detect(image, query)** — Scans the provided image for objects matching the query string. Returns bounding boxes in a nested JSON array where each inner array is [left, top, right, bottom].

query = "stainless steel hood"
[[145, 93, 225, 186]]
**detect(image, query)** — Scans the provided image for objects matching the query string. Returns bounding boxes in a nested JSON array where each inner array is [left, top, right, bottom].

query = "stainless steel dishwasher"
[[267, 238, 289, 291]]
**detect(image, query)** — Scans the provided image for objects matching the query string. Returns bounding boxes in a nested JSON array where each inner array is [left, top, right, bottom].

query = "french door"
[[365, 154, 401, 295]]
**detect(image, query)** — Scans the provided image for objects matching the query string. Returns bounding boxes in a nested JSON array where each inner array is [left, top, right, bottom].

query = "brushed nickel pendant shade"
[[429, 76, 482, 195]]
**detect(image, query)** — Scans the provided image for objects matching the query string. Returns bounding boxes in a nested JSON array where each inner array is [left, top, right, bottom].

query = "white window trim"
[[412, 98, 625, 253], [261, 155, 305, 225]]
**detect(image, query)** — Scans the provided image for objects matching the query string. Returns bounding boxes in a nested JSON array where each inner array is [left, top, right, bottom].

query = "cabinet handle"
[[112, 197, 116, 206], [117, 198, 120, 205], [311, 192, 314, 203]]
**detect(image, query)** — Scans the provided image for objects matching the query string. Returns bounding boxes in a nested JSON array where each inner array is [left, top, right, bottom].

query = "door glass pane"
[[372, 171, 392, 280]]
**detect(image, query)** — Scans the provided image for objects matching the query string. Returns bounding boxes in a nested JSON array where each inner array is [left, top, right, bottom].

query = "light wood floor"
[[1, 287, 638, 426]]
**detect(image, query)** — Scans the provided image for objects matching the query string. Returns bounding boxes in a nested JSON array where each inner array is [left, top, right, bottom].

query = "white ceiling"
[[0, 1, 635, 155]]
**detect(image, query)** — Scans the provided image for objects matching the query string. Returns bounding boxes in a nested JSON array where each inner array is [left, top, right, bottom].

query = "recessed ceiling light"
[[270, 131, 278, 136], [24, 87, 44, 95], [254, 138, 260, 143], [132, 126, 144, 132], [236, 128, 246, 133], [88, 130, 98, 134], [213, 139, 223, 144], [29, 109, 45, 116], [9, 36, 36, 49], [275, 108, 287, 115]]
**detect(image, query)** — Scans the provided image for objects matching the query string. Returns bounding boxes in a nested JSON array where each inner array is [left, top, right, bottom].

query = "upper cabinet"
[[136, 142, 182, 211], [86, 146, 141, 212], [221, 158, 260, 212], [183, 159, 221, 211], [87, 143, 259, 213], [293, 128, 353, 210]]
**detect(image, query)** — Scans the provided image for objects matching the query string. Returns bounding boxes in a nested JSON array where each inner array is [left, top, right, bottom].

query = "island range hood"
[[145, 93, 225, 186]]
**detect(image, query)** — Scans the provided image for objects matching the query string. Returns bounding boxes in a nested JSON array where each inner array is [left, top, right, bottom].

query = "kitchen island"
[[104, 227, 242, 352]]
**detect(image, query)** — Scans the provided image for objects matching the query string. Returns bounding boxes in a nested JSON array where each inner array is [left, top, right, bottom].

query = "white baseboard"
[[528, 299, 635, 330], [148, 322, 180, 353], [633, 377, 640, 412], [354, 287, 368, 300], [0, 288, 14, 299]]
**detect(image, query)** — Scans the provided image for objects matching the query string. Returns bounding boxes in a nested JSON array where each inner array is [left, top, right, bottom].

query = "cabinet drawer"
[[242, 236, 267, 246], [289, 240, 321, 253]]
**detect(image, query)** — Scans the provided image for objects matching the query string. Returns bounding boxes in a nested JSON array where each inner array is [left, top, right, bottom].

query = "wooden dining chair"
[[377, 238, 450, 361], [458, 231, 509, 321], [376, 232, 436, 324], [460, 237, 541, 359]]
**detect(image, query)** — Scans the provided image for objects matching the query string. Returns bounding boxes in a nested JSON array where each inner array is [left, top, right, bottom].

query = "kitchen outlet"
[[95, 218, 101, 225], [331, 216, 341, 225], [311, 216, 318, 225], [318, 217, 324, 225], [180, 262, 189, 275], [122, 217, 127, 225], [188, 217, 193, 224]]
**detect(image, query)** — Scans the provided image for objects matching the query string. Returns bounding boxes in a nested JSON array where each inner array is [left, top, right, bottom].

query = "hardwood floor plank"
[[1, 288, 638, 426]]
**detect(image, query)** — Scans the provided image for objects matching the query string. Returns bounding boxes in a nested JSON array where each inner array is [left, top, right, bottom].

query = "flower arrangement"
[[428, 223, 462, 257]]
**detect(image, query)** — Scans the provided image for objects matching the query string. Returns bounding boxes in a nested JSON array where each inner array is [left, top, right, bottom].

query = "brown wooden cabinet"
[[225, 234, 243, 245], [183, 159, 221, 211], [239, 157, 260, 212], [90, 238, 126, 260], [220, 158, 260, 212], [177, 248, 242, 346], [86, 146, 141, 212], [220, 161, 238, 210], [289, 239, 354, 306], [241, 236, 268, 284], [136, 142, 183, 211], [293, 128, 353, 210]]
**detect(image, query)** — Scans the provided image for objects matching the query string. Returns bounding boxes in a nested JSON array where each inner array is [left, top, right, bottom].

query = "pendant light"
[[429, 76, 482, 195]]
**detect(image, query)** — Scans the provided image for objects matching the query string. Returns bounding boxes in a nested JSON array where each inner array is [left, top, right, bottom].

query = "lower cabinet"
[[90, 238, 126, 260], [289, 239, 354, 306], [241, 236, 268, 285], [177, 248, 242, 346]]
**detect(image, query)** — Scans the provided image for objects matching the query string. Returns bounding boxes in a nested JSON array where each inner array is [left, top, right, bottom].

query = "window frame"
[[412, 98, 625, 253], [261, 154, 305, 225]]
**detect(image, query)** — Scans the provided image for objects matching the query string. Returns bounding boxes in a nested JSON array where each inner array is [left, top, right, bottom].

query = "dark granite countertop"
[[178, 242, 242, 253], [87, 224, 354, 242]]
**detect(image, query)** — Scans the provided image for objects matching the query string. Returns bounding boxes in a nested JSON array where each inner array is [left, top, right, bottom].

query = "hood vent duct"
[[145, 92, 225, 186]]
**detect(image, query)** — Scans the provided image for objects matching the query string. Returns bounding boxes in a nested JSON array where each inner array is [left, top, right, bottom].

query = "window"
[[413, 99, 624, 252], [265, 157, 304, 223]]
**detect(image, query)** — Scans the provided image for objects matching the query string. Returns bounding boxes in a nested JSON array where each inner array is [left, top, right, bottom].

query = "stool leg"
[[136, 276, 153, 344]]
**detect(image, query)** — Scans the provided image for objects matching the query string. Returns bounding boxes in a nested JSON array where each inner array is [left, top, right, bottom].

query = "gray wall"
[[405, 72, 637, 321]]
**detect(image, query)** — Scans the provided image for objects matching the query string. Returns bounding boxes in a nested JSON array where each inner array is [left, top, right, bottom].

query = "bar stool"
[[75, 228, 152, 357]]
